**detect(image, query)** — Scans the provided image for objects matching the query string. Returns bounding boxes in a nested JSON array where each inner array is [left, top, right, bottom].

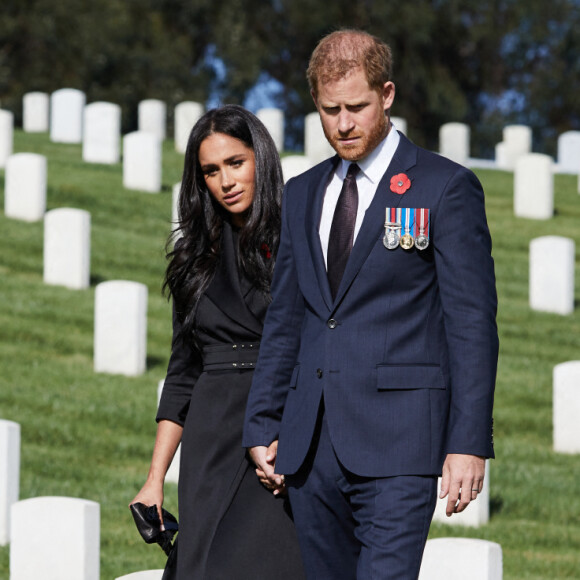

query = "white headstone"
[[174, 102, 203, 154], [138, 99, 166, 141], [529, 236, 575, 315], [23, 92, 49, 133], [0, 109, 14, 169], [432, 460, 490, 527], [553, 361, 580, 453], [281, 155, 313, 182], [557, 131, 580, 174], [419, 538, 502, 580], [0, 420, 20, 546], [391, 116, 407, 135], [172, 182, 181, 227], [82, 102, 121, 164], [439, 122, 470, 167], [257, 108, 284, 152], [50, 89, 86, 143], [158, 380, 180, 484], [497, 124, 532, 170], [514, 153, 553, 220], [304, 112, 335, 164], [10, 497, 100, 580], [94, 281, 148, 376], [115, 571, 164, 580], [123, 131, 162, 193], [44, 208, 91, 290], [495, 141, 508, 169], [4, 153, 47, 222]]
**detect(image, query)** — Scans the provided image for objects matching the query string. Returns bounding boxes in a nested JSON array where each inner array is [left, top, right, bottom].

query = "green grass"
[[1, 131, 580, 578]]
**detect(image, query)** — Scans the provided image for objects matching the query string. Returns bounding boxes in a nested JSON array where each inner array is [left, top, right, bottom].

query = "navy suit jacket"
[[243, 133, 498, 478]]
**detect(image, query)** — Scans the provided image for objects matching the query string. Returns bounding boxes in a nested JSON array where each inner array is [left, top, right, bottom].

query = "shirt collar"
[[339, 123, 401, 184]]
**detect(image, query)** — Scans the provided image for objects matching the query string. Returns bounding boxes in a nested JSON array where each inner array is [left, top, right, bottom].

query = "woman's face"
[[198, 132, 256, 227]]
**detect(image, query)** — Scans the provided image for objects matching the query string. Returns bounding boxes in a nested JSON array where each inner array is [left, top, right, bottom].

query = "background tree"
[[1, 0, 579, 155]]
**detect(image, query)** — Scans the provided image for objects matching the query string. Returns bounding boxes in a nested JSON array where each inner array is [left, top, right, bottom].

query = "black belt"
[[202, 342, 260, 371]]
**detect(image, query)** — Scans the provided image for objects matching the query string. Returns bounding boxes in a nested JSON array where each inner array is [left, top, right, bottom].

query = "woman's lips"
[[223, 191, 243, 204]]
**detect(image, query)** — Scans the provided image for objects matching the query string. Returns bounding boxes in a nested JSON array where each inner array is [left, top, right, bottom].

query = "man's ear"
[[382, 81, 395, 112]]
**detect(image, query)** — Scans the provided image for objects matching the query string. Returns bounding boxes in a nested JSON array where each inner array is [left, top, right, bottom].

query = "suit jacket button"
[[327, 319, 337, 329], [316, 368, 323, 378]]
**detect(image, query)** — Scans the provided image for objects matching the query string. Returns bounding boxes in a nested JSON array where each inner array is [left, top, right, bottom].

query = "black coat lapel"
[[332, 133, 418, 307], [204, 222, 264, 335]]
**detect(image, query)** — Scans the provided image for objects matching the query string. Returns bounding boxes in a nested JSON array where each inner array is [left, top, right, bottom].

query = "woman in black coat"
[[131, 105, 304, 579]]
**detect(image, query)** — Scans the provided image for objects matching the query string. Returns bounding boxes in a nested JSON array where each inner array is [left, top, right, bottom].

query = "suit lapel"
[[305, 156, 340, 311], [332, 133, 418, 307], [205, 222, 264, 335]]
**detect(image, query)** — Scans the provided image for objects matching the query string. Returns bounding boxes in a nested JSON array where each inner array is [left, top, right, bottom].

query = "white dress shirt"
[[319, 126, 401, 267]]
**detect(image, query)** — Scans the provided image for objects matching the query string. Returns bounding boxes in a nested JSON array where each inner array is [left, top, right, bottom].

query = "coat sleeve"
[[156, 301, 202, 426], [433, 166, 499, 458], [242, 181, 306, 447]]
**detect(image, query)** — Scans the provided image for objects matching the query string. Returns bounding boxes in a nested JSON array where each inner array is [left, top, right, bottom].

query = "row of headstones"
[[3, 90, 301, 161], [1, 105, 322, 198], [12, 89, 392, 160], [442, 124, 580, 211], [18, 91, 580, 176], [12, 90, 203, 153], [1, 135, 165, 200], [4, 129, 575, 226], [6, 97, 580, 205], [3, 494, 504, 579], [439, 122, 580, 175], [6, 93, 580, 175]]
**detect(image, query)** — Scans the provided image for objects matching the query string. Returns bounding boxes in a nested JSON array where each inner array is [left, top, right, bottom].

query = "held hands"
[[439, 453, 485, 517], [249, 441, 286, 496]]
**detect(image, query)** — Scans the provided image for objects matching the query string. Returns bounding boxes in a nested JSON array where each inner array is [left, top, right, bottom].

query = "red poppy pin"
[[261, 243, 272, 259], [390, 173, 411, 195]]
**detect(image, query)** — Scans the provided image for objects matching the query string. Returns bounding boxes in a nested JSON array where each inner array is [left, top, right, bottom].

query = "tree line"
[[1, 0, 579, 156]]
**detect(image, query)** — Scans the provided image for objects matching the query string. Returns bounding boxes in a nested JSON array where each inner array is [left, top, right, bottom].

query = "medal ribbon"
[[414, 208, 430, 238], [403, 207, 415, 234]]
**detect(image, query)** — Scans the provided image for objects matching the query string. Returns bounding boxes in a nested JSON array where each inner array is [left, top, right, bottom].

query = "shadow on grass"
[[146, 355, 165, 369], [90, 274, 108, 286], [490, 494, 504, 517]]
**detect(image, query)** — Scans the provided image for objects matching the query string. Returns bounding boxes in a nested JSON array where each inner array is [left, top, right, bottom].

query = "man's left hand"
[[439, 453, 485, 517]]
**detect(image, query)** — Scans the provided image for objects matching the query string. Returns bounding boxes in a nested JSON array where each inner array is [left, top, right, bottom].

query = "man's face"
[[313, 67, 395, 162]]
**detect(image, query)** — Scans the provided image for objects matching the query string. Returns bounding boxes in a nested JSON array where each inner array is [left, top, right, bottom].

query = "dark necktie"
[[327, 163, 360, 299]]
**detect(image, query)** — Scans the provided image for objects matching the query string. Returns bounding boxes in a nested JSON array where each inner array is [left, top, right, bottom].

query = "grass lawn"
[[1, 130, 580, 579]]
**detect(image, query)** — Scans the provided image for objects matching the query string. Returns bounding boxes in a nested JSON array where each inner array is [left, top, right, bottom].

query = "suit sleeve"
[[242, 181, 306, 447], [156, 301, 202, 426], [433, 166, 499, 458]]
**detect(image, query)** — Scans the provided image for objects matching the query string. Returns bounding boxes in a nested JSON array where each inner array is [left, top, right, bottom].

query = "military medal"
[[400, 207, 414, 250], [383, 208, 401, 249], [415, 208, 430, 250]]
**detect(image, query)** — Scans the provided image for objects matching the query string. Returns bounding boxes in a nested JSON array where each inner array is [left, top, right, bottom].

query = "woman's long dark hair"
[[164, 104, 283, 350]]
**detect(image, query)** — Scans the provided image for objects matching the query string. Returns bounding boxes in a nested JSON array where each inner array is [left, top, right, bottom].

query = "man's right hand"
[[249, 441, 286, 496]]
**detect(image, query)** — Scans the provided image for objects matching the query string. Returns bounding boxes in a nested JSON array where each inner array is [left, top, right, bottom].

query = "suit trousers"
[[286, 407, 437, 580]]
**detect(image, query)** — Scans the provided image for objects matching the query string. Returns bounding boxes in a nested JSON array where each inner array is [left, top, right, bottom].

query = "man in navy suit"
[[243, 29, 498, 579]]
